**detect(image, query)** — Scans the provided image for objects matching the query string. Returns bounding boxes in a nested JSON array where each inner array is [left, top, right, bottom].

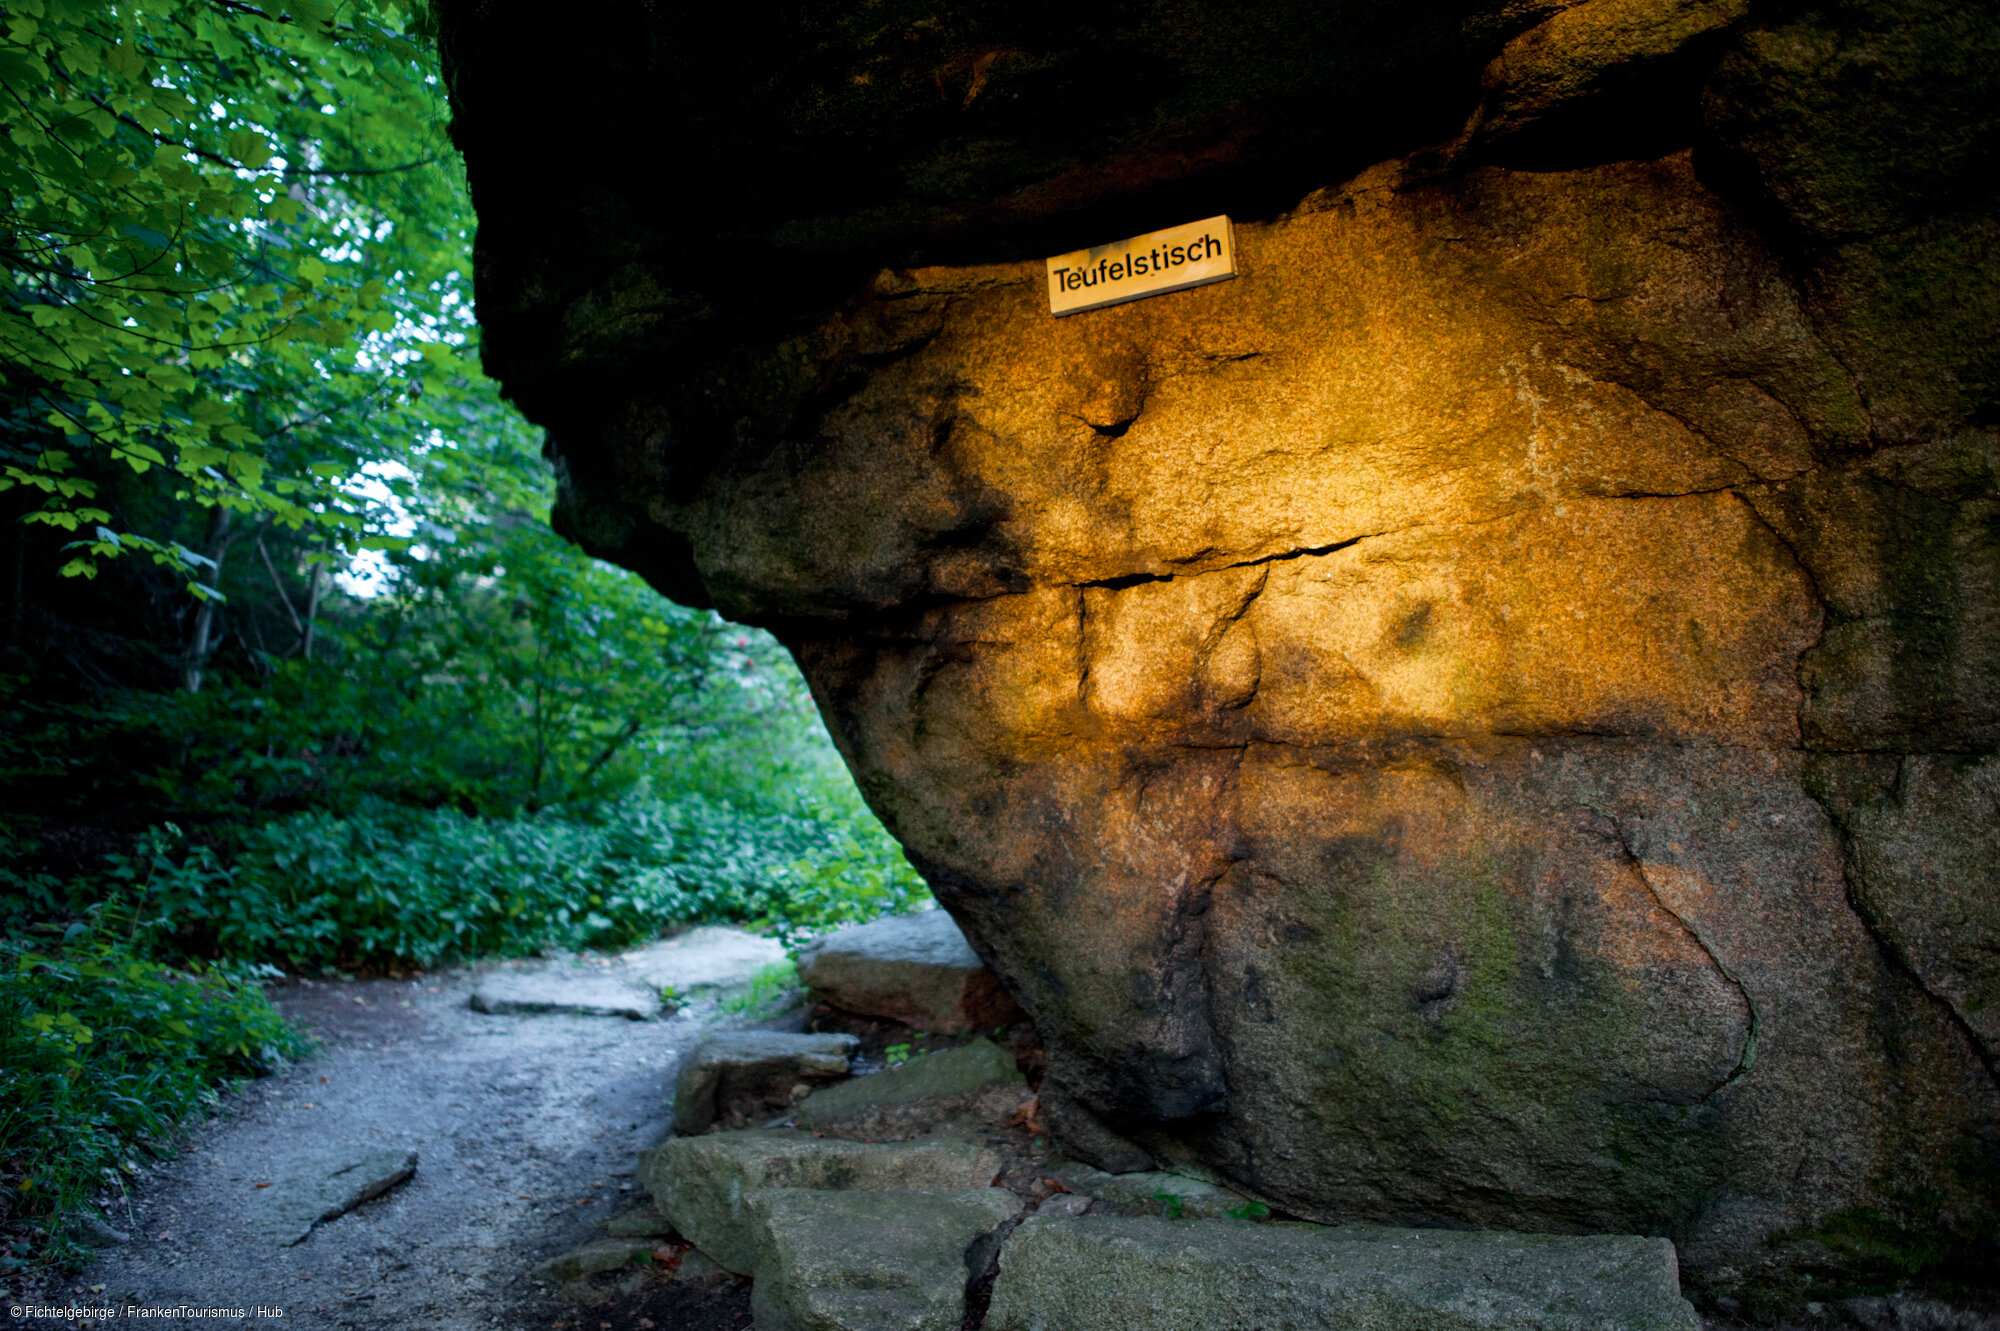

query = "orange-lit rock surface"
[[440, 0, 1999, 1295]]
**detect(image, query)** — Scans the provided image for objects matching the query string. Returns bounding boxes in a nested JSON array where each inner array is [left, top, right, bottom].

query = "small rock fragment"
[[674, 1030, 859, 1134], [1052, 1163, 1252, 1219], [1034, 1193, 1093, 1218], [798, 911, 1021, 1033], [74, 1210, 131, 1247]]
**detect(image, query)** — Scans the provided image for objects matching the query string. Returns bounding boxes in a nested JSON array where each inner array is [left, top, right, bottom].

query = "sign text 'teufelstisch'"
[[1045, 216, 1237, 316]]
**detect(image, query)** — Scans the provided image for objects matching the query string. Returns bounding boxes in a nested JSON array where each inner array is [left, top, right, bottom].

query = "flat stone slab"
[[622, 926, 787, 993], [985, 1218, 1701, 1331], [675, 1030, 859, 1134], [1052, 1164, 1251, 1219], [469, 969, 663, 1020], [798, 910, 1021, 1033], [237, 1147, 418, 1246], [796, 1035, 1025, 1131], [468, 926, 785, 1020], [747, 1187, 1023, 1331], [640, 1129, 1001, 1274]]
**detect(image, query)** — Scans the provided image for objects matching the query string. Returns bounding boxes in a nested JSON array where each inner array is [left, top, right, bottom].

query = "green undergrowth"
[[0, 937, 310, 1274], [79, 789, 927, 974], [718, 960, 804, 1021]]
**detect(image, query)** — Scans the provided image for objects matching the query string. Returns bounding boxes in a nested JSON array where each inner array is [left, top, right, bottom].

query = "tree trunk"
[[301, 554, 325, 662], [180, 506, 234, 693]]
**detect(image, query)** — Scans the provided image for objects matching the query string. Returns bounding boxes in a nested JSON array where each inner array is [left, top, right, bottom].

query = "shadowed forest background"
[[0, 0, 926, 1273]]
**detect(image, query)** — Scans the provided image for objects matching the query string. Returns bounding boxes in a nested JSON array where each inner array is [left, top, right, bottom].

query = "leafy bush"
[[0, 939, 309, 1271], [93, 790, 929, 973]]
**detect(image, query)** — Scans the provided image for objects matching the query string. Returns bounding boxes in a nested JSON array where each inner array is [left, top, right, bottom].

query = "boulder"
[[798, 911, 1021, 1033], [746, 1187, 1022, 1331], [441, 0, 2000, 1296], [638, 1129, 1001, 1273], [674, 1030, 859, 1134], [984, 1218, 1702, 1331], [795, 1036, 1025, 1133]]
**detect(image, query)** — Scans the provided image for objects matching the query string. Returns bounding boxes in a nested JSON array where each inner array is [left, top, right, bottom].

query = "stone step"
[[984, 1216, 1701, 1331], [746, 1187, 1021, 1331], [674, 1030, 859, 1133], [639, 1129, 1001, 1274], [795, 1035, 1025, 1133], [798, 910, 1021, 1033]]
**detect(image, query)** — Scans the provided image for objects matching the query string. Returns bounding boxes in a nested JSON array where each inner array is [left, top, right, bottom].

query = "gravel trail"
[[53, 950, 773, 1330]]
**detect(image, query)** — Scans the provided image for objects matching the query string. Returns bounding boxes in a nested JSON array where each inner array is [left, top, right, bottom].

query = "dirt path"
[[65, 944, 779, 1330]]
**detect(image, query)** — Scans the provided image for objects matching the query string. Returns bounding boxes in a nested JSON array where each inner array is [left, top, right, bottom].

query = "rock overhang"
[[438, 0, 2000, 1298]]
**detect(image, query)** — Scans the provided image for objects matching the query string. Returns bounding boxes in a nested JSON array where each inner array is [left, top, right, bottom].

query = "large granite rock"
[[638, 1129, 1001, 1273], [984, 1218, 1702, 1331], [798, 910, 1022, 1033], [746, 1187, 1022, 1331], [440, 0, 2000, 1299]]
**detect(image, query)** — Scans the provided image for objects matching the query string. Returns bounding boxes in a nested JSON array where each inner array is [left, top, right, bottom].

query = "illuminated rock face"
[[441, 0, 2000, 1291]]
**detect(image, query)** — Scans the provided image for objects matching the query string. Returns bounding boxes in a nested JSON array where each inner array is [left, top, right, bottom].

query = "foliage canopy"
[[1, 0, 508, 590]]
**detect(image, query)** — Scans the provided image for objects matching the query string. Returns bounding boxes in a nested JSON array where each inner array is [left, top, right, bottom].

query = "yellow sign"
[[1045, 215, 1237, 316]]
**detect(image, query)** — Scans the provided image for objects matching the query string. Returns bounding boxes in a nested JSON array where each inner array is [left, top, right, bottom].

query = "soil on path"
[[62, 952, 776, 1330]]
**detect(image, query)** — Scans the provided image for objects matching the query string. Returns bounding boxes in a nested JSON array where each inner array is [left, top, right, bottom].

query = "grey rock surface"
[[796, 1036, 1023, 1131], [467, 927, 785, 1022], [602, 1200, 675, 1237], [1051, 1164, 1250, 1219], [240, 1146, 418, 1246], [675, 1030, 859, 1134], [984, 1217, 1701, 1331], [798, 911, 1021, 1033], [640, 1129, 1002, 1274], [746, 1186, 1023, 1331], [1033, 1194, 1093, 1219], [469, 970, 663, 1020], [623, 926, 787, 994]]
